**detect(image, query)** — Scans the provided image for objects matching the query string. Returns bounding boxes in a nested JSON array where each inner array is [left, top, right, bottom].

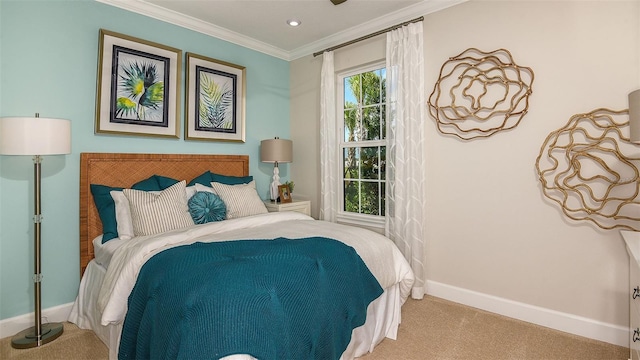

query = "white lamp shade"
[[0, 117, 71, 155], [629, 89, 640, 144], [260, 138, 293, 163]]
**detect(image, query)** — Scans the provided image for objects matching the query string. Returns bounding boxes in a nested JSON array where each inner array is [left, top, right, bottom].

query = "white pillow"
[[194, 183, 215, 193], [111, 185, 198, 240], [185, 185, 198, 199], [209, 180, 268, 219], [110, 191, 135, 240], [123, 180, 195, 236]]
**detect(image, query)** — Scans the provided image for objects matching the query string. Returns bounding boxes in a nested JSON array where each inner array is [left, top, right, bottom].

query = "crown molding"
[[96, 0, 466, 62], [96, 0, 290, 60]]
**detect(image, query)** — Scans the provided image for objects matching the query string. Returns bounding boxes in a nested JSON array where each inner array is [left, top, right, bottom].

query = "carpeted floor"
[[0, 321, 107, 360], [362, 296, 628, 360], [0, 296, 629, 359]]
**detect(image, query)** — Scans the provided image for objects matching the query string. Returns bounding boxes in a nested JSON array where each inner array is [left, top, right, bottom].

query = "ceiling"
[[97, 0, 464, 60]]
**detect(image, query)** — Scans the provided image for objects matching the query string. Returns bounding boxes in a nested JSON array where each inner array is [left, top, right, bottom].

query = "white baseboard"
[[0, 303, 73, 339], [426, 280, 629, 347]]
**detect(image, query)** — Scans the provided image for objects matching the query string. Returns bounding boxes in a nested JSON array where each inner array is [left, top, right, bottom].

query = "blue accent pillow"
[[188, 191, 227, 224], [90, 184, 123, 243], [188, 171, 253, 186]]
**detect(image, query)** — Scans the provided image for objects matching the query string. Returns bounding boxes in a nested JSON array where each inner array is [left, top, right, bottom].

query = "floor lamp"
[[260, 137, 293, 201], [0, 114, 71, 349]]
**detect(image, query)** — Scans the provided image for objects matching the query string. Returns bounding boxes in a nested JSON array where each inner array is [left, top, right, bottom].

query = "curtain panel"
[[320, 51, 337, 223], [385, 22, 427, 299], [319, 24, 427, 299]]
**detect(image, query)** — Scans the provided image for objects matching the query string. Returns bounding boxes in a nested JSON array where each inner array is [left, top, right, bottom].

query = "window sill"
[[336, 212, 385, 233]]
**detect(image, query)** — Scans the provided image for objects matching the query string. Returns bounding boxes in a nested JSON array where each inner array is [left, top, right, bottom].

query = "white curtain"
[[319, 51, 337, 223], [385, 22, 427, 300]]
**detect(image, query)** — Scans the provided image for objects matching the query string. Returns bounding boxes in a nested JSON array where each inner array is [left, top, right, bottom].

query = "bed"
[[68, 152, 415, 360]]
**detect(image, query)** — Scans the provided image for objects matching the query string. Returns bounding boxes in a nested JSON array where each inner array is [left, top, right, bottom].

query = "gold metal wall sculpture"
[[428, 48, 534, 140], [536, 109, 640, 231]]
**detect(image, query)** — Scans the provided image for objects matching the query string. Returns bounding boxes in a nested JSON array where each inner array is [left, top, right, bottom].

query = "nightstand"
[[264, 199, 310, 216]]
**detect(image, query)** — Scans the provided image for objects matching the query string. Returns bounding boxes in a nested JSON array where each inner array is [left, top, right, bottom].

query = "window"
[[338, 63, 386, 225]]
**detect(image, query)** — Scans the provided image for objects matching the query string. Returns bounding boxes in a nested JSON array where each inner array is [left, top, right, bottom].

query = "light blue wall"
[[0, 0, 290, 320]]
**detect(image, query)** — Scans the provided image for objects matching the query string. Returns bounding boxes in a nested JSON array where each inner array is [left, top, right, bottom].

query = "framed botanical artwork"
[[185, 52, 246, 142], [95, 29, 182, 138], [278, 184, 292, 203]]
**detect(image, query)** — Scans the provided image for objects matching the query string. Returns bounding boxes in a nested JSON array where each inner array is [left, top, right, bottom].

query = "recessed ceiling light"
[[287, 19, 301, 27]]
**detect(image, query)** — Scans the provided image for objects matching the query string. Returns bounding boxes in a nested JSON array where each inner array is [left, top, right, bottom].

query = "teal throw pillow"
[[211, 173, 253, 185], [187, 171, 214, 186], [90, 184, 123, 243], [91, 174, 179, 243], [188, 171, 252, 186], [188, 191, 227, 224], [132, 175, 179, 191]]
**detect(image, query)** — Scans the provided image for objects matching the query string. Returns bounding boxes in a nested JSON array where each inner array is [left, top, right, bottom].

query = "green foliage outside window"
[[342, 68, 386, 216]]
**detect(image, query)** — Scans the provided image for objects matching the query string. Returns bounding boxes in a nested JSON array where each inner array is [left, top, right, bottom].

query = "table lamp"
[[260, 137, 292, 201]]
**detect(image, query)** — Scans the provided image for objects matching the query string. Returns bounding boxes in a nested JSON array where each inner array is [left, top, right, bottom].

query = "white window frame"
[[335, 61, 387, 229]]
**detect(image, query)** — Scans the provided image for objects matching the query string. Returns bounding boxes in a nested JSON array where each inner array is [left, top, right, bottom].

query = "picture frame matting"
[[185, 52, 246, 142], [95, 29, 182, 138]]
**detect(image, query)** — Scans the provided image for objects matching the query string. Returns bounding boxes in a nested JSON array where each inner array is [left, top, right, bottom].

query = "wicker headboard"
[[79, 153, 249, 275]]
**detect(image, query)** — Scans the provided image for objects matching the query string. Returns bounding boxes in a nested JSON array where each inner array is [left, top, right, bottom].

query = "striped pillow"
[[210, 180, 268, 219], [123, 180, 194, 236]]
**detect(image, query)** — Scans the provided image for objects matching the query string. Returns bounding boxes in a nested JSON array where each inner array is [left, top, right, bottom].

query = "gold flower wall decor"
[[536, 108, 640, 231], [428, 48, 534, 140]]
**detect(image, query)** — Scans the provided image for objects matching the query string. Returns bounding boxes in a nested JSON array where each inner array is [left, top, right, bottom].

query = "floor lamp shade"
[[0, 116, 70, 349], [260, 138, 293, 201], [0, 117, 71, 155], [629, 89, 640, 144]]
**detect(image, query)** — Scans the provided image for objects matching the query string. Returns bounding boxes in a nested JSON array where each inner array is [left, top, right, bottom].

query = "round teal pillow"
[[188, 191, 227, 224]]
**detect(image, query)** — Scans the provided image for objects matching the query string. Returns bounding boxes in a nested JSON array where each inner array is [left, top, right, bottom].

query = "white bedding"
[[72, 212, 415, 359], [98, 212, 415, 326], [92, 235, 125, 268]]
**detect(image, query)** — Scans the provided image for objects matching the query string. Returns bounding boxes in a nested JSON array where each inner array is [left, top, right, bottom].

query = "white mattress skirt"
[[68, 259, 403, 360], [68, 260, 122, 360]]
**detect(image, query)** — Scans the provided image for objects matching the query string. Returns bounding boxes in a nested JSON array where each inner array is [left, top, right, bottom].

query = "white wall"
[[290, 0, 639, 342], [289, 56, 321, 217]]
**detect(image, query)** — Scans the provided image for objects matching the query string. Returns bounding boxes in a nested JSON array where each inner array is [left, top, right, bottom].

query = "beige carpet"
[[0, 296, 629, 359], [0, 321, 107, 360]]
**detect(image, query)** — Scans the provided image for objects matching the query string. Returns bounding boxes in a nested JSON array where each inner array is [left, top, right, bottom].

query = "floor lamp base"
[[11, 322, 64, 349]]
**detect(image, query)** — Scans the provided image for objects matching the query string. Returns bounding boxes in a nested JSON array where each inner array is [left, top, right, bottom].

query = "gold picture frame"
[[278, 184, 292, 203], [95, 29, 182, 138], [184, 52, 246, 142]]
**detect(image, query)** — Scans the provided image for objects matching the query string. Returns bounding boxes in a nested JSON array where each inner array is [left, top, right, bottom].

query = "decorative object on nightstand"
[[260, 137, 293, 201], [263, 199, 311, 216], [284, 180, 295, 194], [278, 184, 292, 203], [0, 114, 71, 349]]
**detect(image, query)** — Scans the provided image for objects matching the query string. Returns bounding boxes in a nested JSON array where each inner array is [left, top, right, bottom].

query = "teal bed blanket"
[[118, 237, 383, 360]]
